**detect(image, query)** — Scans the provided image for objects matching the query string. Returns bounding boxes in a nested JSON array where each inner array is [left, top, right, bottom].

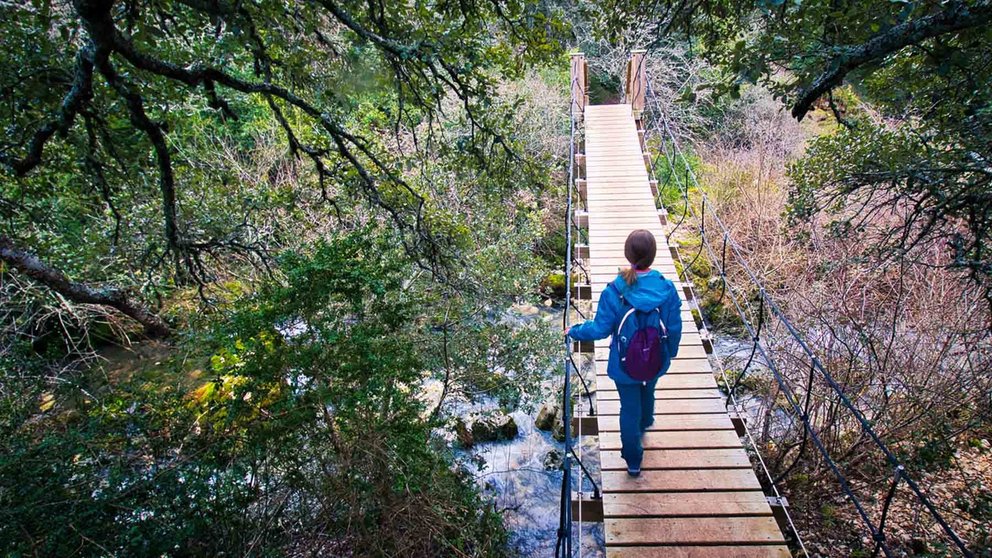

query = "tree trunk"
[[0, 236, 171, 338]]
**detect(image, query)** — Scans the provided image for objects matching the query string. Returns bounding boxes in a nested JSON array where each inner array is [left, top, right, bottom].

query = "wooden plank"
[[605, 516, 784, 545], [596, 388, 721, 401], [584, 159, 642, 164], [594, 387, 727, 406], [584, 150, 644, 156], [584, 226, 667, 233], [585, 145, 640, 150], [597, 398, 726, 415], [585, 164, 647, 170], [585, 197, 656, 203], [589, 257, 679, 266], [600, 469, 763, 492], [584, 213, 664, 220], [588, 233, 670, 240], [586, 268, 681, 277], [600, 430, 742, 450], [601, 450, 752, 471], [585, 142, 639, 148], [588, 190, 654, 197], [590, 345, 708, 360], [585, 124, 636, 129], [585, 152, 641, 157], [607, 546, 791, 558], [586, 166, 648, 172], [586, 168, 649, 175], [592, 372, 716, 390], [587, 278, 672, 291], [584, 271, 685, 279], [586, 267, 680, 276], [585, 195, 656, 201], [597, 377, 718, 393], [590, 263, 679, 272], [585, 137, 640, 142], [602, 491, 773, 516], [585, 211, 665, 218], [585, 188, 654, 195], [585, 179, 650, 186], [590, 210, 664, 217], [590, 346, 706, 363], [596, 415, 734, 432], [592, 359, 712, 374], [585, 157, 645, 163], [584, 269, 682, 278]]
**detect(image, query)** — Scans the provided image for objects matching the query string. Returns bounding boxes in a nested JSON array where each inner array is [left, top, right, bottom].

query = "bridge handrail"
[[556, 52, 600, 558], [639, 53, 975, 558]]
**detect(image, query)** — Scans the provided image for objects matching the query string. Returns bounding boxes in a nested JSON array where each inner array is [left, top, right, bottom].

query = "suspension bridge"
[[556, 51, 976, 558]]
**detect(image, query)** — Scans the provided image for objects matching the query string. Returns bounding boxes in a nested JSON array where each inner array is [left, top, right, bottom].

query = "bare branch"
[[0, 235, 170, 337]]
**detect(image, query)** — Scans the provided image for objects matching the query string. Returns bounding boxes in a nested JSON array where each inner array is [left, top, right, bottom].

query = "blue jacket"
[[568, 271, 683, 385]]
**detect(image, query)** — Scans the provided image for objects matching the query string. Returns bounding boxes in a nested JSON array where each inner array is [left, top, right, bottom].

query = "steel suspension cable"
[[641, 71, 974, 556], [555, 75, 578, 558], [642, 105, 810, 556]]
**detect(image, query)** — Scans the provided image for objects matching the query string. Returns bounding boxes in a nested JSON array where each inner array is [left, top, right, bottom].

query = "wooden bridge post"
[[570, 52, 587, 119], [625, 49, 647, 117]]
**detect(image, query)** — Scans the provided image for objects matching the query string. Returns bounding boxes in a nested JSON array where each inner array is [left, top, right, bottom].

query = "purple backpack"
[[610, 284, 671, 382]]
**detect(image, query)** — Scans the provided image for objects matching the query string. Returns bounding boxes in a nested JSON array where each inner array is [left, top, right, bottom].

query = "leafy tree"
[[0, 0, 566, 334], [597, 0, 992, 299]]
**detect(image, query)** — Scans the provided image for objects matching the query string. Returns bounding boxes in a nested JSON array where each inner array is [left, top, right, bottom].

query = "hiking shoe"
[[627, 467, 641, 477]]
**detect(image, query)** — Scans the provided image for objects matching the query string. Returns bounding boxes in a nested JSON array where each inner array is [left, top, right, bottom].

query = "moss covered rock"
[[535, 402, 560, 431], [472, 413, 519, 443]]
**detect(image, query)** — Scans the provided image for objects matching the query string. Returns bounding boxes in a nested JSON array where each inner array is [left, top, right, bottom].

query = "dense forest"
[[1, 0, 990, 556]]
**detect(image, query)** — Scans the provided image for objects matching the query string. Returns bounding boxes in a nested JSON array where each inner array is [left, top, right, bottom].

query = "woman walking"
[[566, 229, 682, 476]]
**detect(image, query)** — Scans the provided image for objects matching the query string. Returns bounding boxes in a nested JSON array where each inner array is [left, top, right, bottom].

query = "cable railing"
[[554, 68, 578, 558], [556, 54, 600, 558], [638, 52, 975, 557]]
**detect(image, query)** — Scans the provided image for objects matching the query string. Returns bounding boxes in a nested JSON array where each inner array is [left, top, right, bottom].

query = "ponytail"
[[621, 266, 638, 285]]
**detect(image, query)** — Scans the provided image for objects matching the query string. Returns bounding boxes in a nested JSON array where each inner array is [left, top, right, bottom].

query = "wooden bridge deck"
[[578, 104, 789, 557]]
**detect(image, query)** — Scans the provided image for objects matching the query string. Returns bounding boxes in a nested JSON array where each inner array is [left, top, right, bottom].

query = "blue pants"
[[615, 377, 659, 470]]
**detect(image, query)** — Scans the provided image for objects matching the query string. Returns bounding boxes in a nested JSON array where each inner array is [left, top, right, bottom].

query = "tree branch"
[[0, 44, 97, 175], [792, 1, 992, 120], [0, 235, 170, 337]]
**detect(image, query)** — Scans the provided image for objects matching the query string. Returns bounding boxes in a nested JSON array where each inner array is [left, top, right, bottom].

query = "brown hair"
[[621, 229, 657, 285]]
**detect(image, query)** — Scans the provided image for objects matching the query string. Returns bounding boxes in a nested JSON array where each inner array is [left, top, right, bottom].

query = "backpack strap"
[[607, 281, 628, 332]]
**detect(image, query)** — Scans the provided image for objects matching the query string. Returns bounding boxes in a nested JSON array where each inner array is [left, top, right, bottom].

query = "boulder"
[[511, 303, 541, 316], [553, 417, 568, 442], [535, 402, 560, 432], [454, 417, 474, 447], [543, 449, 563, 470], [470, 413, 519, 444]]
